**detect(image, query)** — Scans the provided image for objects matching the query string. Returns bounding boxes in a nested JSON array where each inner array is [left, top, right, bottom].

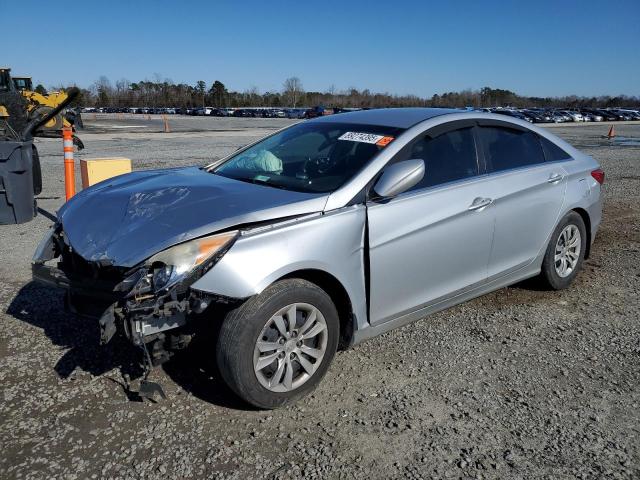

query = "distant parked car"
[[305, 106, 329, 119], [194, 107, 213, 116], [286, 108, 307, 119], [215, 108, 234, 117], [493, 109, 533, 123], [548, 111, 566, 123], [522, 109, 552, 123], [562, 111, 584, 122], [595, 110, 619, 121], [612, 110, 635, 121], [581, 109, 603, 122], [623, 110, 640, 120]]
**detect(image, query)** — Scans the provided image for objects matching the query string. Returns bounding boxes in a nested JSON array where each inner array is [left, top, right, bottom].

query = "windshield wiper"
[[248, 177, 289, 190]]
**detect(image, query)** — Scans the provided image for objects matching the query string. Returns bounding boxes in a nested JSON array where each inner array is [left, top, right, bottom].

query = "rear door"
[[367, 124, 495, 325], [477, 123, 568, 278]]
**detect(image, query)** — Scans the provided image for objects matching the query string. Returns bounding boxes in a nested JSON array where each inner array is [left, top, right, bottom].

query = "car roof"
[[309, 107, 462, 129]]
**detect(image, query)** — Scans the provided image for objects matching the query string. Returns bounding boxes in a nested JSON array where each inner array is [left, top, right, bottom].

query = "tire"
[[216, 279, 339, 409], [539, 211, 587, 290]]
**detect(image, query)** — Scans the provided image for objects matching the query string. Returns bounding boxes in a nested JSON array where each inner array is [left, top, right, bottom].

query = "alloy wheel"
[[253, 303, 328, 392], [554, 224, 581, 278]]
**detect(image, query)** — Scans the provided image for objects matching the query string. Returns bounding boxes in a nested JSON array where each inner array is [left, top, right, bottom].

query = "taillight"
[[591, 168, 605, 185]]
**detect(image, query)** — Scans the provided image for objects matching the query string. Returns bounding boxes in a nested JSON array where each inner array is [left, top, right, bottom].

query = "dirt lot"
[[1, 116, 639, 479]]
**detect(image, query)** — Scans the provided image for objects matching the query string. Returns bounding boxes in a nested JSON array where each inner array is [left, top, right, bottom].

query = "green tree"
[[34, 84, 47, 95], [209, 80, 227, 107], [195, 80, 206, 107]]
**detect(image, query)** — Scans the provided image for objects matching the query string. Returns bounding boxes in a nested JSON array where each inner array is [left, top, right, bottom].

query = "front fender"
[[190, 205, 368, 330]]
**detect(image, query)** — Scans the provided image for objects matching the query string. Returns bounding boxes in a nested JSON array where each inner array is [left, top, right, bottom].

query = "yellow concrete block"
[[80, 157, 132, 188]]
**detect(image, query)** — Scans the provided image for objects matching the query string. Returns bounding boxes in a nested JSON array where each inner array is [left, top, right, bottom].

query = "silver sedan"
[[33, 108, 604, 408]]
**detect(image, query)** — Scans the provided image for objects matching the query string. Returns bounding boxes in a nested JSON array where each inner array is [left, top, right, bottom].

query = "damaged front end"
[[32, 224, 239, 366]]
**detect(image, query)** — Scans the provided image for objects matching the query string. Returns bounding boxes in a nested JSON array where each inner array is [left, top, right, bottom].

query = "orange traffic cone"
[[607, 125, 616, 139]]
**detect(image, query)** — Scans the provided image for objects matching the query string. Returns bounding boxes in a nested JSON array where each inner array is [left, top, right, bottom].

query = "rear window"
[[479, 126, 545, 173], [540, 136, 571, 162]]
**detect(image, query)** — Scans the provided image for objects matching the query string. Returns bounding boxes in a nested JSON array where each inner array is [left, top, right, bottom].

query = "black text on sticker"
[[338, 132, 385, 144]]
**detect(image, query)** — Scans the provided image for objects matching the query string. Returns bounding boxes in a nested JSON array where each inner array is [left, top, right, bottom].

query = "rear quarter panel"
[[527, 126, 603, 251], [560, 152, 603, 242]]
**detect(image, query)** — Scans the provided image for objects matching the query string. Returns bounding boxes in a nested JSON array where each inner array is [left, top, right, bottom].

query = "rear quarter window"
[[480, 126, 545, 173], [540, 136, 571, 162]]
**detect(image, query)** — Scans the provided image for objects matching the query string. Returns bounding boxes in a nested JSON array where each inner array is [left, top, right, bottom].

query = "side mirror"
[[373, 159, 425, 199]]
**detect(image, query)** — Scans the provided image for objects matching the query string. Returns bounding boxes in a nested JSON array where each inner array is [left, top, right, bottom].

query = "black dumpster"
[[0, 140, 37, 224]]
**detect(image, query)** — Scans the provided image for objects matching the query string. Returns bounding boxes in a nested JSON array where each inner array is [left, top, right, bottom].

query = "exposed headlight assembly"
[[148, 230, 238, 292], [124, 230, 238, 296]]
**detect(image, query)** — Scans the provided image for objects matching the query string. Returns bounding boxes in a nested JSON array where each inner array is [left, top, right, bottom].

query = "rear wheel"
[[216, 279, 339, 409], [539, 211, 587, 290]]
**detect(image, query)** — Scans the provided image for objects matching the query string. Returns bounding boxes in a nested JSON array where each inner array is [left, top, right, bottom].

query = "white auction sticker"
[[338, 132, 385, 144]]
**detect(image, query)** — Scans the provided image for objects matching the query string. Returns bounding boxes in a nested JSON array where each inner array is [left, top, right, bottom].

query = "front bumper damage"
[[31, 226, 227, 368], [32, 262, 205, 349]]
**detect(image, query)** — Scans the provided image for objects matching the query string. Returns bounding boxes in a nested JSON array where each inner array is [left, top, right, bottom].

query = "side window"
[[404, 127, 479, 191], [540, 136, 571, 162], [479, 126, 545, 173]]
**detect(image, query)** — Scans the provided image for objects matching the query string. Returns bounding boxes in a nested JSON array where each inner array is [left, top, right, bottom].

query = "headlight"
[[148, 230, 238, 291], [124, 230, 238, 295]]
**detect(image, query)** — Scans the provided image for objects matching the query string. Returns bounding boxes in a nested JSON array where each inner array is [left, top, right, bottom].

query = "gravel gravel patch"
[[1, 117, 639, 479]]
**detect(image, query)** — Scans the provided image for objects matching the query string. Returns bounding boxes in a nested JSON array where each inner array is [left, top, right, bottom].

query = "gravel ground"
[[1, 117, 639, 479]]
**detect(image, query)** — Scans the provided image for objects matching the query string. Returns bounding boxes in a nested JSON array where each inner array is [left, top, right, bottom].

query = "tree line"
[[55, 76, 639, 109]]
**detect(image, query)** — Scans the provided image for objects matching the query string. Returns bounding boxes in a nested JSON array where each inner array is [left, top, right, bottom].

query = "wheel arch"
[[277, 269, 355, 350], [571, 207, 592, 259]]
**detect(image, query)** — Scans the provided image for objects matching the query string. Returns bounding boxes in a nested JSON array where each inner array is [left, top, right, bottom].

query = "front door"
[[367, 126, 495, 325]]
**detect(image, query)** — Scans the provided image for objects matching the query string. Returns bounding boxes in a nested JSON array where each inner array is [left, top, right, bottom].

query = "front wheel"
[[539, 211, 587, 290], [216, 279, 339, 409]]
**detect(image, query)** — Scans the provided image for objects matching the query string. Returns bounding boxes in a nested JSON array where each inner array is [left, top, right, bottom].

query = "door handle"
[[468, 197, 493, 211], [547, 173, 564, 184]]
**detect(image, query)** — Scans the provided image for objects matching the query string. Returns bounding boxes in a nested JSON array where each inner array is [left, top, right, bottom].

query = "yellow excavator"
[[0, 67, 84, 148]]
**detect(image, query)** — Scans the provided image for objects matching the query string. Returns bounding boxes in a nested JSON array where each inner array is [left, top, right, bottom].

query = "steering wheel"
[[303, 156, 339, 176]]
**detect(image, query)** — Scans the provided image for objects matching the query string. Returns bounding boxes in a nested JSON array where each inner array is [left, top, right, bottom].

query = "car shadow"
[[162, 346, 253, 411], [7, 281, 250, 409], [508, 276, 550, 292], [7, 281, 142, 378]]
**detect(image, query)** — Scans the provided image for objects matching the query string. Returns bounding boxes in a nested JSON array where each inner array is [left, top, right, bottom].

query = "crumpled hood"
[[57, 166, 327, 267]]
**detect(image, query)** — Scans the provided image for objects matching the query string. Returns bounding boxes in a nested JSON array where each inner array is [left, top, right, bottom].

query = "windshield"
[[212, 122, 403, 193]]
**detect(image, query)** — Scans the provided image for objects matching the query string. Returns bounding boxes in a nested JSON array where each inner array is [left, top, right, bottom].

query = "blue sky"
[[3, 0, 639, 97]]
